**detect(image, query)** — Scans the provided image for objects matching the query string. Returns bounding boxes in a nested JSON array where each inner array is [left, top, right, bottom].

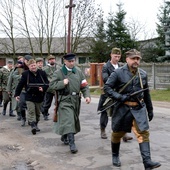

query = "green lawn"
[[90, 87, 170, 102], [150, 89, 170, 102]]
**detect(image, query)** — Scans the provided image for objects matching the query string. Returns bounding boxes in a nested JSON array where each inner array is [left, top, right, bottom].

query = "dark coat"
[[104, 64, 153, 132], [15, 69, 49, 103], [98, 60, 120, 111]]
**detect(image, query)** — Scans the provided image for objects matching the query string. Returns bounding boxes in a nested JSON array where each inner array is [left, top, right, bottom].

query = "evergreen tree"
[[90, 12, 109, 62], [156, 2, 170, 62], [106, 3, 136, 62]]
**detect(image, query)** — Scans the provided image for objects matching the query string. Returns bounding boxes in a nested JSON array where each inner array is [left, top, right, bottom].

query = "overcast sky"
[[95, 0, 166, 40]]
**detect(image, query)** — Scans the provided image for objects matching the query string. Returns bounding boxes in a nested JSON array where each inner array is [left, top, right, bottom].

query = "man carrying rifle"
[[15, 59, 49, 135], [104, 49, 161, 169], [49, 53, 91, 154]]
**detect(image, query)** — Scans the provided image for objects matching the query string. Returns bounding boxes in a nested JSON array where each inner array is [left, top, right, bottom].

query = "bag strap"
[[27, 70, 46, 85], [118, 74, 136, 93]]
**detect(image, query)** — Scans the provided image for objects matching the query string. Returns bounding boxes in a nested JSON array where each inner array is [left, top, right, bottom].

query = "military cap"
[[125, 49, 141, 59], [35, 57, 43, 62], [27, 59, 36, 66], [111, 48, 121, 55], [47, 55, 55, 60], [7, 60, 13, 64], [63, 53, 76, 60], [24, 55, 33, 61]]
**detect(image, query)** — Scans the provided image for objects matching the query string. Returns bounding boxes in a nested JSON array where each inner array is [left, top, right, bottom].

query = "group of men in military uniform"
[[0, 54, 60, 127]]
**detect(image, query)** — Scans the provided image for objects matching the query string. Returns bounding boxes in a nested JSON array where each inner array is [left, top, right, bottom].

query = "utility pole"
[[65, 0, 76, 53]]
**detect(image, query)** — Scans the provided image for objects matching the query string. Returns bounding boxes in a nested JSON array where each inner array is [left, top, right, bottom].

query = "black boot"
[[35, 121, 40, 132], [30, 122, 36, 135], [9, 102, 16, 117], [2, 102, 7, 115], [139, 142, 161, 170], [111, 142, 121, 167], [67, 133, 78, 153], [61, 134, 69, 145], [43, 112, 49, 121], [17, 112, 21, 121], [21, 110, 26, 126]]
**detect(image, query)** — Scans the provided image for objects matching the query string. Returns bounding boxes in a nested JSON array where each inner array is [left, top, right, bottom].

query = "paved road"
[[0, 97, 170, 170]]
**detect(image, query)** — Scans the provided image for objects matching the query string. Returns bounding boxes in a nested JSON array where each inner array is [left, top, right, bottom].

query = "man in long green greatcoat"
[[49, 53, 91, 154]]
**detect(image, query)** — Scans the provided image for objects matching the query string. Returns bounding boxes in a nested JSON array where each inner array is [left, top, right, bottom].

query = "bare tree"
[[0, 0, 18, 59], [70, 0, 100, 53]]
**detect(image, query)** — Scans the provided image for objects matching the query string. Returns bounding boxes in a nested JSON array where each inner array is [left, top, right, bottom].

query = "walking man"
[[15, 59, 49, 135], [0, 60, 15, 116], [49, 53, 91, 154], [104, 49, 161, 169], [98, 48, 133, 142]]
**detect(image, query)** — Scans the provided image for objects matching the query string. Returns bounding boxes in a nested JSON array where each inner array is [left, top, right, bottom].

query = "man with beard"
[[104, 49, 161, 169], [41, 55, 60, 120]]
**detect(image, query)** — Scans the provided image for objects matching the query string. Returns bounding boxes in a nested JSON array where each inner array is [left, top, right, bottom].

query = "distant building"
[[0, 37, 92, 66]]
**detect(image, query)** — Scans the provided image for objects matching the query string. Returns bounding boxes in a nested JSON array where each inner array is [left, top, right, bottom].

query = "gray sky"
[[95, 0, 165, 40]]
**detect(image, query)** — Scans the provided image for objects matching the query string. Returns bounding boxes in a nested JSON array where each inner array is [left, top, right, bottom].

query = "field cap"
[[47, 55, 55, 60], [24, 55, 33, 61], [35, 57, 43, 62], [63, 53, 76, 60], [111, 48, 121, 55], [125, 49, 142, 59]]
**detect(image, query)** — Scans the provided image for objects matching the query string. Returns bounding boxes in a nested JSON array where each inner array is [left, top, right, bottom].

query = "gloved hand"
[[148, 112, 154, 121], [120, 94, 130, 102]]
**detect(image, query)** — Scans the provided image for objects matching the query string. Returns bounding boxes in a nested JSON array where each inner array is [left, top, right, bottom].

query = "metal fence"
[[77, 63, 170, 89]]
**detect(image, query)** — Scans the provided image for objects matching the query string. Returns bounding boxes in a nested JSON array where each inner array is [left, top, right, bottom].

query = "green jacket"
[[6, 67, 24, 96], [0, 66, 13, 91], [49, 65, 90, 135], [42, 64, 60, 82]]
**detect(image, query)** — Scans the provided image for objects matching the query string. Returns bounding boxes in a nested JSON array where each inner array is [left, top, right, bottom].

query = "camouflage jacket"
[[0, 66, 13, 91]]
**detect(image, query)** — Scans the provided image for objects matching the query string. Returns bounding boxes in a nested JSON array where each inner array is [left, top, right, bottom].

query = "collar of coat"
[[62, 64, 76, 75]]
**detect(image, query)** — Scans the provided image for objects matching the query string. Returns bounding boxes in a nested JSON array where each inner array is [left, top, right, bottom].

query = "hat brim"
[[127, 55, 142, 59]]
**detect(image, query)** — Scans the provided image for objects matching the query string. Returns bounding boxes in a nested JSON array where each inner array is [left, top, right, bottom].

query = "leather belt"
[[124, 99, 143, 107]]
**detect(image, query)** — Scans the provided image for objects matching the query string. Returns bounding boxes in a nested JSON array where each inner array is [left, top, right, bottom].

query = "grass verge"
[[90, 87, 170, 102]]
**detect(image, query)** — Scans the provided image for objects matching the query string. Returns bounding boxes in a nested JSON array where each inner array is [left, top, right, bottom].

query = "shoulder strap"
[[119, 74, 136, 93]]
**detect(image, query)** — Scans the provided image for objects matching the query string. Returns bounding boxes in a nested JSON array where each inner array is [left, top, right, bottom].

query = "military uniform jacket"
[[15, 69, 49, 103], [49, 65, 90, 135], [0, 66, 13, 91], [102, 60, 120, 83], [6, 67, 24, 96], [104, 64, 153, 132], [98, 61, 121, 111], [42, 64, 60, 82]]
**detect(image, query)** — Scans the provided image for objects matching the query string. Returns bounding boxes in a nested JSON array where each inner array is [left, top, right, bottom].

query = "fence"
[[78, 63, 170, 89]]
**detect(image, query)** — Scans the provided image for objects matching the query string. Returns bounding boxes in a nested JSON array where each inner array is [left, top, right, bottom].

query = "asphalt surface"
[[0, 97, 170, 170]]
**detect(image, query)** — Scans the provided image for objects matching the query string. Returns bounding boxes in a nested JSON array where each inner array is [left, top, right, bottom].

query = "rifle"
[[27, 83, 49, 88], [97, 87, 149, 114], [53, 91, 58, 122]]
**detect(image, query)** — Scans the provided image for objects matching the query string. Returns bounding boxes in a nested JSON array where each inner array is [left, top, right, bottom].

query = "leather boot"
[[139, 142, 161, 170], [2, 102, 7, 115], [9, 102, 16, 117], [111, 142, 121, 167], [21, 110, 26, 126], [17, 112, 21, 121], [61, 134, 69, 145], [67, 133, 78, 153], [43, 111, 49, 121], [101, 128, 107, 139], [30, 122, 36, 135], [122, 133, 133, 142], [35, 122, 40, 132]]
